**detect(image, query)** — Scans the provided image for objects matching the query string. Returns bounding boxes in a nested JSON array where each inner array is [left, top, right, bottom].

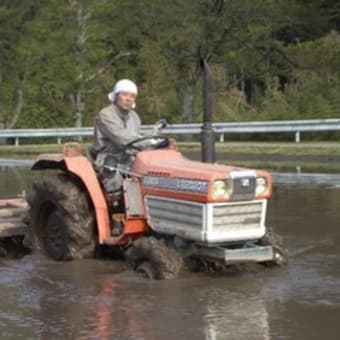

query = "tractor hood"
[[132, 149, 247, 179], [131, 149, 272, 203]]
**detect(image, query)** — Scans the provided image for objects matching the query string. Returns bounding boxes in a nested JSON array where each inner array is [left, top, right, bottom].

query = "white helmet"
[[108, 79, 138, 102]]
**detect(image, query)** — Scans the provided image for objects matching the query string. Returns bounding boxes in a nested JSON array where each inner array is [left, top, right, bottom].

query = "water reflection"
[[76, 276, 156, 340], [27, 269, 273, 340], [272, 171, 340, 187], [0, 165, 37, 198], [203, 286, 270, 340], [2, 166, 340, 339], [0, 158, 33, 167]]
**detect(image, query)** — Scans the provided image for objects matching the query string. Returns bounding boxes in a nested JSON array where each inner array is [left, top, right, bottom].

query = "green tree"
[[0, 1, 36, 128], [1, 0, 340, 131]]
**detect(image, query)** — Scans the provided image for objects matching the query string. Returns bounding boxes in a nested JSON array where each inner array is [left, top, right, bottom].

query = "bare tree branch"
[[83, 51, 137, 84], [8, 76, 25, 129]]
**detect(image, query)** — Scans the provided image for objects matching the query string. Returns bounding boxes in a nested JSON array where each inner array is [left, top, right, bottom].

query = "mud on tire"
[[24, 174, 96, 260], [259, 227, 288, 267], [0, 237, 30, 259], [125, 237, 183, 280]]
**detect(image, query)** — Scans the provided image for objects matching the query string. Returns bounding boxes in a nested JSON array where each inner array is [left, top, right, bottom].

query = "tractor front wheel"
[[125, 237, 183, 280], [259, 227, 288, 267], [25, 174, 96, 260]]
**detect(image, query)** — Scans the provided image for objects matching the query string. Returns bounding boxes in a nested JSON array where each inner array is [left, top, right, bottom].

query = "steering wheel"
[[124, 135, 170, 152]]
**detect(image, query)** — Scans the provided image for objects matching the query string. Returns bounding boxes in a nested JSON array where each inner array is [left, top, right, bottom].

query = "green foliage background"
[[0, 0, 339, 131]]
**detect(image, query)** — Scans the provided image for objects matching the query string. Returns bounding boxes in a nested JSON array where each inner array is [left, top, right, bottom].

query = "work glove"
[[149, 138, 160, 145], [132, 138, 160, 150], [152, 119, 168, 135]]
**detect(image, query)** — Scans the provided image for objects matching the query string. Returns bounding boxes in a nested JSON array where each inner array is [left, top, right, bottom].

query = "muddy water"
[[1, 165, 340, 339]]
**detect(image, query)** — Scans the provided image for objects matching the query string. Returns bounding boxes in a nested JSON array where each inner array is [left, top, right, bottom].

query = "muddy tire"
[[0, 237, 30, 259], [24, 174, 96, 260], [259, 227, 288, 267], [125, 237, 183, 280], [185, 257, 225, 273], [135, 261, 158, 279]]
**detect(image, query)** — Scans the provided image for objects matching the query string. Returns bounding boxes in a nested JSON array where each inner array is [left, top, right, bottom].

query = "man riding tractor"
[[89, 79, 166, 194], [24, 79, 286, 279]]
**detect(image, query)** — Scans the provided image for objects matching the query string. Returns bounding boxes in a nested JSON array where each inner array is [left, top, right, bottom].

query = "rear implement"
[[0, 198, 27, 238]]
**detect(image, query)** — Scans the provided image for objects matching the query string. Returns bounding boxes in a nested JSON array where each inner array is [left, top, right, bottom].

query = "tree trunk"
[[70, 0, 88, 128], [178, 82, 197, 141], [8, 76, 25, 129], [0, 59, 26, 129], [240, 68, 245, 93], [180, 83, 196, 123], [0, 60, 4, 129]]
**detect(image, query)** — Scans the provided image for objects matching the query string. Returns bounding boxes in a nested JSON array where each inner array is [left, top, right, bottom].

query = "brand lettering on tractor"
[[143, 176, 208, 194]]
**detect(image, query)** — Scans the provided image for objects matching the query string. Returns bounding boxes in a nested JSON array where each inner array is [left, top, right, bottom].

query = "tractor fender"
[[32, 153, 111, 244]]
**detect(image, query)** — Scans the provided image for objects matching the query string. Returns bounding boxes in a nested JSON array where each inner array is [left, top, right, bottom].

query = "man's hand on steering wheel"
[[124, 135, 170, 153]]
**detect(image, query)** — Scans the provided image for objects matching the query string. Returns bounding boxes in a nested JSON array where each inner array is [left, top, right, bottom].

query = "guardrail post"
[[200, 58, 215, 163], [57, 137, 61, 145], [219, 133, 224, 142], [15, 137, 19, 146], [295, 131, 301, 143]]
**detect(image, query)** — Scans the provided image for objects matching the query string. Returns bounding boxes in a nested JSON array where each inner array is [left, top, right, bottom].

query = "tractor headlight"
[[255, 177, 268, 196], [212, 180, 233, 199]]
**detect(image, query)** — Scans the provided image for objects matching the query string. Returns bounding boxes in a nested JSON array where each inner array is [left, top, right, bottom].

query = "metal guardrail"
[[1, 118, 340, 145]]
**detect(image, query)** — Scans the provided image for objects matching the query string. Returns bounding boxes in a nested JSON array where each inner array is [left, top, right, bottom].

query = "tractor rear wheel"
[[125, 237, 183, 280], [24, 174, 96, 260]]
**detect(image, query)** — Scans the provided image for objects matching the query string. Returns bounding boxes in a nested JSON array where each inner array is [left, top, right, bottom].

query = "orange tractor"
[[24, 135, 286, 279]]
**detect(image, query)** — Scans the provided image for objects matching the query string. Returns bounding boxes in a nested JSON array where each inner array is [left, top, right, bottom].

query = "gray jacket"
[[91, 104, 142, 168]]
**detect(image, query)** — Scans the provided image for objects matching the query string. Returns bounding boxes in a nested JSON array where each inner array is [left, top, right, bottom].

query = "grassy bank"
[[0, 144, 64, 156], [1, 142, 340, 173], [0, 142, 340, 156], [1, 141, 340, 157], [182, 141, 340, 157]]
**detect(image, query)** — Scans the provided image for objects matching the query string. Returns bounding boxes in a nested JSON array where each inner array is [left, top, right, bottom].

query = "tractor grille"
[[145, 196, 266, 243], [231, 176, 256, 200], [145, 196, 203, 230], [212, 201, 264, 232]]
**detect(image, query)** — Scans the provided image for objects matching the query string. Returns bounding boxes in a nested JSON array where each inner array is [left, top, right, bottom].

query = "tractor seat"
[[62, 142, 84, 157]]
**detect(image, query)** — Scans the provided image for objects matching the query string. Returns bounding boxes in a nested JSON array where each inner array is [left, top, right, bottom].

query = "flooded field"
[[1, 163, 340, 339]]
